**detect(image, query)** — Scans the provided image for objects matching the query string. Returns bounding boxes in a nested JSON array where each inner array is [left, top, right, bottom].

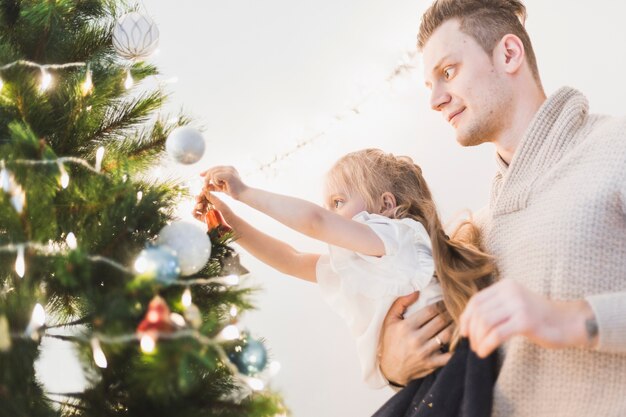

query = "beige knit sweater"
[[481, 87, 626, 417]]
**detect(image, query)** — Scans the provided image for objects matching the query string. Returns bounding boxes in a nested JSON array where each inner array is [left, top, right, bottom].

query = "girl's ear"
[[380, 192, 397, 215]]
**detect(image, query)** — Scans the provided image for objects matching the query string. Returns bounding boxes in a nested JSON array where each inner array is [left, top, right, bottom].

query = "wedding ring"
[[435, 335, 444, 347]]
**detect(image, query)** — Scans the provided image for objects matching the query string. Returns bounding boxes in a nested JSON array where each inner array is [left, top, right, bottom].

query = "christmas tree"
[[0, 1, 286, 416]]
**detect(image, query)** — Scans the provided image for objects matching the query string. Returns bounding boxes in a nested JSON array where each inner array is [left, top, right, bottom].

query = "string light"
[[220, 324, 240, 341], [65, 232, 77, 250], [169, 313, 186, 327], [15, 244, 25, 278], [24, 303, 46, 337], [140, 334, 156, 353], [223, 274, 240, 286], [0, 76, 3, 91], [245, 49, 418, 176], [81, 67, 93, 96], [229, 305, 238, 318], [124, 69, 134, 89], [0, 165, 10, 192], [136, 191, 143, 202], [182, 288, 192, 308], [91, 337, 108, 368], [57, 161, 69, 189], [10, 184, 25, 214], [39, 68, 52, 92], [95, 147, 105, 172], [245, 377, 265, 391]]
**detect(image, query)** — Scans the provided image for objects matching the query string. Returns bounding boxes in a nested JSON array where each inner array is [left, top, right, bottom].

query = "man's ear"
[[380, 192, 397, 214], [494, 34, 525, 75]]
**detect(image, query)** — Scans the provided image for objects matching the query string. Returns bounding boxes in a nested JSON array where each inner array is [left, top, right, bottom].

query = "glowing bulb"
[[170, 313, 186, 327], [0, 167, 10, 192], [95, 146, 105, 172], [10, 185, 25, 214], [223, 274, 240, 286], [15, 244, 25, 278], [134, 255, 149, 274], [81, 69, 93, 96], [140, 334, 156, 353], [66, 232, 77, 250], [39, 69, 52, 92], [136, 191, 143, 202], [220, 324, 240, 341], [91, 338, 107, 368], [124, 69, 134, 89], [0, 76, 3, 91], [32, 303, 46, 327], [229, 305, 238, 318], [246, 377, 265, 391], [58, 162, 69, 189], [182, 288, 192, 308]]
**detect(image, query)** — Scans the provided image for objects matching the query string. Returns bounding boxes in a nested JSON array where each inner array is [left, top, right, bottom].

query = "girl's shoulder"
[[353, 211, 431, 250]]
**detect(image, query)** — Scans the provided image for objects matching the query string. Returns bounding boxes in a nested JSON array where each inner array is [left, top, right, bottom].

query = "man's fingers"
[[429, 351, 453, 369], [474, 316, 516, 358], [384, 292, 420, 323]]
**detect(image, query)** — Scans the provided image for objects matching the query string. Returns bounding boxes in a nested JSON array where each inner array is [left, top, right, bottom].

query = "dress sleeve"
[[324, 212, 435, 298]]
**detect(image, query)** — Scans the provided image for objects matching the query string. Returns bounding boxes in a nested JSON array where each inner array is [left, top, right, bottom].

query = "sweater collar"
[[491, 87, 589, 216]]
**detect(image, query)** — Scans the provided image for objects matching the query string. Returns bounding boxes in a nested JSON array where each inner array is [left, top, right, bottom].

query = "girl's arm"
[[200, 166, 386, 257], [193, 194, 319, 282]]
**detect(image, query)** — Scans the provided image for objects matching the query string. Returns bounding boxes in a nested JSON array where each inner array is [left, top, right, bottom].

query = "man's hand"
[[460, 279, 598, 358], [379, 293, 454, 386]]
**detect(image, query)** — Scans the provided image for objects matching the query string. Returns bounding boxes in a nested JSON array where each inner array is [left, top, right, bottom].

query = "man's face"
[[422, 19, 511, 147]]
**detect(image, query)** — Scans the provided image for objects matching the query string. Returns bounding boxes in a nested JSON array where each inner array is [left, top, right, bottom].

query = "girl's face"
[[323, 184, 369, 219]]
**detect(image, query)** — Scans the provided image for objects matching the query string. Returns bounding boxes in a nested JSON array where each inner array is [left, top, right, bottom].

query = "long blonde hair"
[[327, 149, 494, 348]]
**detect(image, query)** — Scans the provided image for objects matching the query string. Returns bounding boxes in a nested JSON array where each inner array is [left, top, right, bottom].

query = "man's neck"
[[496, 88, 547, 165]]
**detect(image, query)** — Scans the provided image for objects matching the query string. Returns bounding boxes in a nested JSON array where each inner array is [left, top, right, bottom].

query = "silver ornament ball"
[[165, 127, 206, 165], [112, 12, 160, 61], [157, 221, 211, 276]]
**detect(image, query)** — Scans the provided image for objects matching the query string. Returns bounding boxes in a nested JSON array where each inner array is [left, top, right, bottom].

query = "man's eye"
[[333, 200, 344, 208], [443, 66, 455, 80]]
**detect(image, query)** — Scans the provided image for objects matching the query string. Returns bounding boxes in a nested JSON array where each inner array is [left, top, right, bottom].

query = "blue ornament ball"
[[228, 334, 268, 376], [134, 246, 181, 283]]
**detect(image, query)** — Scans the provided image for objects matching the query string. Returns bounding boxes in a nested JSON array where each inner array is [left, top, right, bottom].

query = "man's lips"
[[447, 108, 465, 124]]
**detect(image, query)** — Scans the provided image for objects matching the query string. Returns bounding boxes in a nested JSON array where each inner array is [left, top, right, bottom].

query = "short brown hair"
[[418, 0, 540, 83]]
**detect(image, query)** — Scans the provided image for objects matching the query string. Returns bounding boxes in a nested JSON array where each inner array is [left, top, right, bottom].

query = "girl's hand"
[[200, 166, 247, 200]]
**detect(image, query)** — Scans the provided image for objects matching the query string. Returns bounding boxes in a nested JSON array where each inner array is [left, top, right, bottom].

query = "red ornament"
[[205, 205, 233, 237], [137, 296, 174, 335]]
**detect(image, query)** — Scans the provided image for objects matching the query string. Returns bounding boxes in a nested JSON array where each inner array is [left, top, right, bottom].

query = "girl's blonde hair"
[[327, 149, 494, 348]]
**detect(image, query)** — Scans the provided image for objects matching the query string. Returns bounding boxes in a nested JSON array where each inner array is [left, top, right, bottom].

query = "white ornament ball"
[[112, 12, 160, 61], [165, 127, 206, 165], [157, 221, 211, 276]]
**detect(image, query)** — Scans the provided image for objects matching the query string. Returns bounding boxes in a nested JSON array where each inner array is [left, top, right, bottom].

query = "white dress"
[[316, 211, 442, 389]]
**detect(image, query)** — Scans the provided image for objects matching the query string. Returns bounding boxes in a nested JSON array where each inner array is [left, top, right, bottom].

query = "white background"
[[39, 1, 626, 416]]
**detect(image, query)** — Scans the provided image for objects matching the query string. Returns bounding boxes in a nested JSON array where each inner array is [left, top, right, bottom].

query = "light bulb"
[[229, 305, 238, 318], [81, 69, 93, 96], [223, 274, 240, 286], [15, 244, 25, 278], [220, 324, 240, 341], [58, 162, 69, 189], [32, 303, 46, 327], [66, 232, 77, 250], [95, 146, 105, 172], [125, 69, 134, 89], [182, 288, 192, 308], [0, 76, 3, 91], [39, 69, 52, 92], [91, 338, 108, 368], [246, 377, 265, 391], [0, 167, 10, 192], [140, 334, 156, 353], [136, 191, 143, 202]]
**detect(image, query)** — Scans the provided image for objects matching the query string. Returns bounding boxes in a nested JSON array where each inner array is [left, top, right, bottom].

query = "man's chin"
[[455, 135, 484, 147]]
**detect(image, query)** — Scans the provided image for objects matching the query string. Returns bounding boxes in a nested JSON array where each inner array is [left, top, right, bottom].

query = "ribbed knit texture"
[[482, 87, 626, 417]]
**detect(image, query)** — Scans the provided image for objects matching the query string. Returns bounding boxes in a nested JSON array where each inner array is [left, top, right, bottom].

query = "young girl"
[[193, 149, 494, 389]]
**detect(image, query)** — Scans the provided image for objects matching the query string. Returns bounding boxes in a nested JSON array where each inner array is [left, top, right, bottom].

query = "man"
[[378, 0, 626, 415]]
